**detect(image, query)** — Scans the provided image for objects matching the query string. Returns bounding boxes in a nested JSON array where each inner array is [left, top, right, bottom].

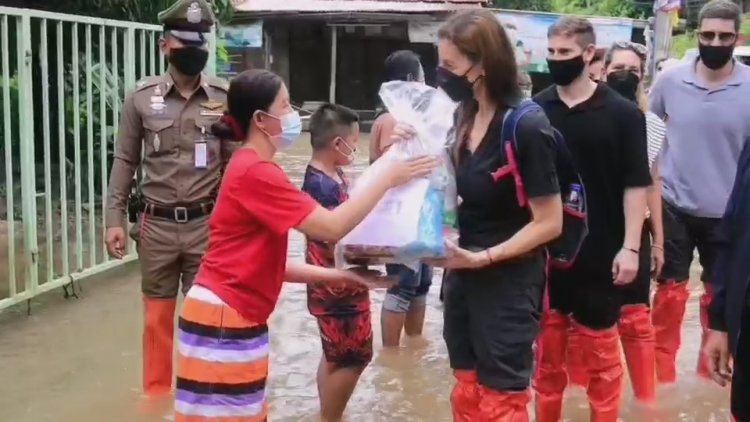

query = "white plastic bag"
[[336, 81, 458, 267]]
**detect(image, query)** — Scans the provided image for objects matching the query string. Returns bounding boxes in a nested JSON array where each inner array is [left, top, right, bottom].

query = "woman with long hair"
[[173, 69, 438, 422], [395, 10, 563, 419], [602, 41, 667, 403]]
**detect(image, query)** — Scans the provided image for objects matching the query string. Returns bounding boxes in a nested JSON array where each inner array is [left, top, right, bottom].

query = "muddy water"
[[0, 135, 732, 421]]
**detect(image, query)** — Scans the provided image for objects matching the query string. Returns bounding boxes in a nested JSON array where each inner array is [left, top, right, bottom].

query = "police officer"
[[104, 0, 235, 396]]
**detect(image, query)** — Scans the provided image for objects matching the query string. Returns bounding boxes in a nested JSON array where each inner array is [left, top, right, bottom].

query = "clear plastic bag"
[[335, 81, 458, 269]]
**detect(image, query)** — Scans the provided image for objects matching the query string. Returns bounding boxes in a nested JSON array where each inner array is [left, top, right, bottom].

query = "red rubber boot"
[[576, 321, 624, 422], [478, 387, 530, 422], [651, 280, 690, 384], [534, 310, 569, 422], [567, 325, 590, 388], [143, 296, 177, 396], [618, 304, 656, 402], [451, 369, 481, 421]]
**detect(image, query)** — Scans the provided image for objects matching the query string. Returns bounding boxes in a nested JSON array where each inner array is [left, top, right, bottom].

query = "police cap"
[[158, 0, 216, 45]]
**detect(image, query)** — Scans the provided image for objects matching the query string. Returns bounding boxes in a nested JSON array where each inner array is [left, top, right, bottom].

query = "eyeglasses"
[[698, 31, 737, 44]]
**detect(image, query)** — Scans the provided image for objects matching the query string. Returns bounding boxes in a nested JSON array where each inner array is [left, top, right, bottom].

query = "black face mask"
[[606, 70, 640, 101], [436, 66, 475, 102], [547, 56, 586, 86], [168, 46, 209, 77], [699, 44, 734, 70]]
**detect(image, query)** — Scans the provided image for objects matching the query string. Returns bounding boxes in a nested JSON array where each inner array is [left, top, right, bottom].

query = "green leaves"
[[493, 0, 553, 11], [212, 0, 236, 24], [493, 0, 644, 19]]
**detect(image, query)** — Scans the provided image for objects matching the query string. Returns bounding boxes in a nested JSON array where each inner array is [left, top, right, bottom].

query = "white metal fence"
[[0, 6, 215, 311]]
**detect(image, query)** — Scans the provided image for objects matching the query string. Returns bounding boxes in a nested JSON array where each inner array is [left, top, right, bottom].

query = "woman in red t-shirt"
[[173, 69, 436, 422]]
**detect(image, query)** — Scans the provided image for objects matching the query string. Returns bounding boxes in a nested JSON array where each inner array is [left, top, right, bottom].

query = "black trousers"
[[443, 253, 545, 391], [550, 231, 651, 329], [659, 200, 722, 283]]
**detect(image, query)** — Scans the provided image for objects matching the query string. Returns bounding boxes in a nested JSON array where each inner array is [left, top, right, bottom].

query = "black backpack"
[[499, 100, 588, 269]]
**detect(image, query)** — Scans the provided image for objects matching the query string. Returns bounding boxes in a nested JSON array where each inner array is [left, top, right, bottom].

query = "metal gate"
[[0, 6, 215, 311]]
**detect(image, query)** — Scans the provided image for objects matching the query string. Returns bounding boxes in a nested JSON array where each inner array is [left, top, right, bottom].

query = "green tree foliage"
[[493, 0, 644, 18], [1, 0, 235, 204], [493, 0, 553, 11], [672, 13, 750, 58]]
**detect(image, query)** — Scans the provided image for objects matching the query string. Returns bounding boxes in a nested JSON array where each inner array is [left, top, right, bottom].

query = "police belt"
[[141, 201, 214, 223]]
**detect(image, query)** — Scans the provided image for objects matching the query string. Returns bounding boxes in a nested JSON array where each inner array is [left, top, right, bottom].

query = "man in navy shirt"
[[533, 17, 650, 422], [704, 142, 750, 422]]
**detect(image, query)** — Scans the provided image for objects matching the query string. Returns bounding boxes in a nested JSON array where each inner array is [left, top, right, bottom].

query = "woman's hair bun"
[[211, 113, 245, 141]]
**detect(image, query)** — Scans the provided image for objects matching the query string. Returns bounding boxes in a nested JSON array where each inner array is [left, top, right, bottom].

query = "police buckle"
[[174, 207, 189, 223]]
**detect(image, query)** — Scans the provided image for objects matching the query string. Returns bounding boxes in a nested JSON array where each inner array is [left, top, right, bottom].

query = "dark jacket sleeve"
[[709, 142, 750, 332]]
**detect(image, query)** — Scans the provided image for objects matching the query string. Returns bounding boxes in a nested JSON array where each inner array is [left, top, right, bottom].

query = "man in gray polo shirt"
[[649, 0, 750, 385]]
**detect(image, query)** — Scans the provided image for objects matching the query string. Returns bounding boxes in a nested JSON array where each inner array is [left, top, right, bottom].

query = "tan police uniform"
[[106, 72, 231, 296], [104, 0, 237, 396]]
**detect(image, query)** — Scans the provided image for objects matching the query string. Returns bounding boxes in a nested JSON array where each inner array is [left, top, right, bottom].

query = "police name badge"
[[150, 86, 166, 114], [187, 2, 202, 24], [195, 127, 208, 169]]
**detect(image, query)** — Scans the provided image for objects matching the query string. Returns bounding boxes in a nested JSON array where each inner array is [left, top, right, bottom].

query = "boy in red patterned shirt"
[[303, 103, 371, 421]]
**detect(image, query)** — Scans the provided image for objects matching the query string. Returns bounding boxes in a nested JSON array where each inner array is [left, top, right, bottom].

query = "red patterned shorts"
[[315, 310, 373, 367]]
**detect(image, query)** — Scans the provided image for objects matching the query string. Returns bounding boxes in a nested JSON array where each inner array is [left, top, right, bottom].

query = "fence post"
[[207, 25, 217, 77], [124, 26, 138, 254], [124, 27, 136, 91], [17, 12, 39, 296]]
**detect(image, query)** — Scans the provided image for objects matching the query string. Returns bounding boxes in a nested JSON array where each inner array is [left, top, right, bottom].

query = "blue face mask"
[[274, 111, 302, 149], [260, 111, 302, 150]]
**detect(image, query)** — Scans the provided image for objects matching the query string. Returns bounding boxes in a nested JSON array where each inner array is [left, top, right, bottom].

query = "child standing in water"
[[370, 50, 435, 348], [303, 104, 373, 421]]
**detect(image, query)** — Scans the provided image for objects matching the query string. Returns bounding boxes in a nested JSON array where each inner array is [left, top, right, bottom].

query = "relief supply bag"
[[336, 81, 458, 267]]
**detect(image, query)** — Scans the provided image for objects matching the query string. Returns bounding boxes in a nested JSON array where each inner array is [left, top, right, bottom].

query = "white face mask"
[[335, 137, 357, 163]]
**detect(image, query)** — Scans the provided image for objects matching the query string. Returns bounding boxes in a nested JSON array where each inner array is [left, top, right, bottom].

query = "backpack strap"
[[499, 100, 541, 207], [502, 100, 544, 152]]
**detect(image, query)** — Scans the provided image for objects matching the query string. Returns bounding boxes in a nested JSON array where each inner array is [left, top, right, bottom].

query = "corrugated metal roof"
[[233, 0, 486, 14]]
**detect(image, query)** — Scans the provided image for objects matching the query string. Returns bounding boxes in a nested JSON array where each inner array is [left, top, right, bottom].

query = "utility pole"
[[650, 0, 680, 78]]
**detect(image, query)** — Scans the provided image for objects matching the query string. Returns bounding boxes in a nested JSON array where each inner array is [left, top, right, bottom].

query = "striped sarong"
[[175, 285, 269, 422]]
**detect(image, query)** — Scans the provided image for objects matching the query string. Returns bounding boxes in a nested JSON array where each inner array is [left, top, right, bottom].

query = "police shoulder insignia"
[[201, 100, 225, 110], [206, 77, 229, 91], [135, 76, 160, 92]]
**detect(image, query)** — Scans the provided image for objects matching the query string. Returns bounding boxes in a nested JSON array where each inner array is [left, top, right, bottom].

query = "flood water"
[[0, 135, 732, 421]]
